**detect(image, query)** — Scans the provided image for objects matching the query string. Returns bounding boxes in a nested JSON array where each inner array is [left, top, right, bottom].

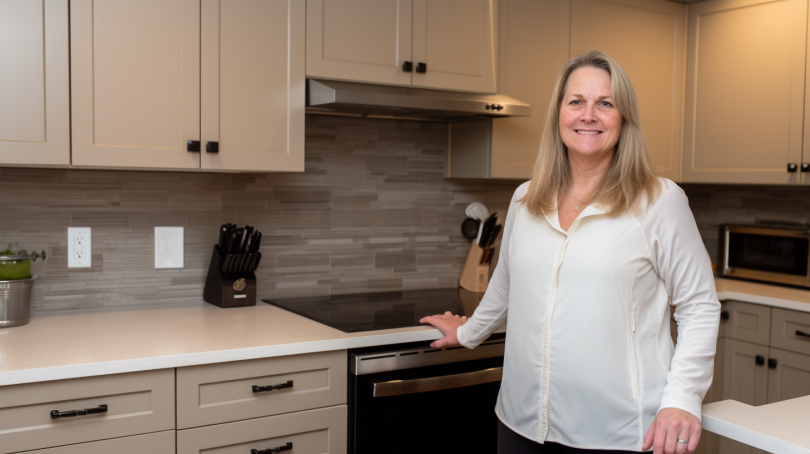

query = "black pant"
[[498, 420, 640, 454]]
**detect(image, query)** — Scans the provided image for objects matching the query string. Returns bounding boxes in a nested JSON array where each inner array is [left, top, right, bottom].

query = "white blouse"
[[457, 178, 720, 451]]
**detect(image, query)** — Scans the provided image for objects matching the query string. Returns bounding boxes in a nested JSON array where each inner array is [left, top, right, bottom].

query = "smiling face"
[[558, 66, 622, 160]]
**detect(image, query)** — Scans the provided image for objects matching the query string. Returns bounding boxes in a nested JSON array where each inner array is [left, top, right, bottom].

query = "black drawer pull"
[[755, 355, 765, 366], [251, 442, 292, 454], [416, 62, 427, 73], [402, 61, 413, 72], [206, 141, 219, 153], [187, 140, 200, 152], [721, 310, 729, 321], [51, 404, 107, 419], [768, 358, 778, 369], [252, 380, 293, 393], [796, 330, 810, 338]]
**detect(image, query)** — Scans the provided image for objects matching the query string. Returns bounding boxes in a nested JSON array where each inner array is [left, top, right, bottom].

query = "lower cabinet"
[[22, 430, 175, 454], [0, 369, 175, 454], [177, 405, 347, 454], [705, 303, 810, 454]]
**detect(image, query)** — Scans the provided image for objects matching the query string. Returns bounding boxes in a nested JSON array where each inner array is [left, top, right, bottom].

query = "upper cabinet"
[[683, 0, 808, 184], [70, 0, 305, 172], [0, 0, 70, 166], [306, 0, 497, 93], [488, 0, 568, 179], [570, 0, 686, 182]]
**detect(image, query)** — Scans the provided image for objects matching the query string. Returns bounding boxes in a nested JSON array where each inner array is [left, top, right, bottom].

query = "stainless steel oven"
[[721, 224, 810, 287], [348, 335, 505, 454]]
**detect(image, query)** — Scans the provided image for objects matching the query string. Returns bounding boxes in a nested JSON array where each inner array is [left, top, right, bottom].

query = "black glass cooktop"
[[263, 288, 483, 333]]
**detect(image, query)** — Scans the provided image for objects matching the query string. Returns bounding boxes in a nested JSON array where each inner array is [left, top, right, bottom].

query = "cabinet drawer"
[[0, 368, 174, 454], [177, 405, 347, 454], [177, 350, 346, 429], [770, 308, 810, 356], [22, 430, 174, 454], [720, 300, 771, 345]]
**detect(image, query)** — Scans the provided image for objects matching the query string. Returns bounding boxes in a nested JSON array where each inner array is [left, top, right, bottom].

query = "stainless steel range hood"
[[306, 79, 531, 121]]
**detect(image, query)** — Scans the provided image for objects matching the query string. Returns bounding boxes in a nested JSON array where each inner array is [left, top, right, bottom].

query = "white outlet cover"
[[68, 227, 91, 268], [155, 227, 184, 269]]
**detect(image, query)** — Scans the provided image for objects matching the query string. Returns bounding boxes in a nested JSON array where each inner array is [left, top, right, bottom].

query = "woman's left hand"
[[642, 407, 701, 454]]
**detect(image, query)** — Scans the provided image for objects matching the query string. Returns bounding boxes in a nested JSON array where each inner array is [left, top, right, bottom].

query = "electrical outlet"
[[68, 227, 91, 268]]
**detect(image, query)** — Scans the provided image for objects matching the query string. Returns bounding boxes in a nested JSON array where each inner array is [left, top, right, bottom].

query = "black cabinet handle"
[[187, 140, 200, 152], [721, 310, 729, 320], [51, 404, 107, 419], [251, 442, 292, 454], [252, 380, 293, 393], [416, 62, 427, 73], [796, 330, 810, 338], [788, 163, 798, 172], [802, 163, 810, 172], [402, 61, 413, 72], [755, 355, 765, 366], [768, 358, 778, 369], [206, 141, 219, 153]]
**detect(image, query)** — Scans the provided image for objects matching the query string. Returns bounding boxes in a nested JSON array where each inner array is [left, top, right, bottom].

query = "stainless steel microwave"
[[721, 224, 810, 287]]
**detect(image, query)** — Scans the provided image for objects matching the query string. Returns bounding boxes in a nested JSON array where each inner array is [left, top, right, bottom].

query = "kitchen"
[[1, 0, 810, 453]]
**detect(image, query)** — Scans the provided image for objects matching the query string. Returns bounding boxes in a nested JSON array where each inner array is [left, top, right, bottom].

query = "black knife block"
[[204, 246, 256, 308]]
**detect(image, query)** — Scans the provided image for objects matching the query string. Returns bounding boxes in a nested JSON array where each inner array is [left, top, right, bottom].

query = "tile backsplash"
[[681, 183, 810, 266], [1, 115, 521, 314], [3, 114, 807, 314]]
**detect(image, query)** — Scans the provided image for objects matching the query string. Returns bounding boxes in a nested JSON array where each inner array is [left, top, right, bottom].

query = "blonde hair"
[[521, 49, 660, 216]]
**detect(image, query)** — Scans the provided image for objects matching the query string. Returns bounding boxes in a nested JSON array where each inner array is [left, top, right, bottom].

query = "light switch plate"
[[155, 227, 184, 269], [68, 227, 91, 268]]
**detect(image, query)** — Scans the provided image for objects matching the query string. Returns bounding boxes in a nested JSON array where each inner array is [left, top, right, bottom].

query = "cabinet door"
[[306, 0, 412, 87], [718, 338, 770, 454], [411, 0, 497, 93], [201, 0, 305, 172], [489, 0, 568, 179], [570, 0, 685, 182], [70, 0, 201, 169], [767, 347, 810, 404], [683, 0, 808, 184], [0, 0, 69, 166]]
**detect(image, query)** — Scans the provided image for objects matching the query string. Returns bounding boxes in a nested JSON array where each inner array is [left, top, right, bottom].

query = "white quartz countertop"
[[0, 277, 807, 387], [702, 396, 810, 454], [715, 277, 810, 313], [0, 302, 458, 386]]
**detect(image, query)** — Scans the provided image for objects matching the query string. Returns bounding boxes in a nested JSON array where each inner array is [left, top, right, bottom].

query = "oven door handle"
[[372, 366, 503, 397]]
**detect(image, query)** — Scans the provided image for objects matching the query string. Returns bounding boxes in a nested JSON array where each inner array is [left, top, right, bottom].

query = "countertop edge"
[[701, 399, 810, 454], [716, 289, 810, 313], [0, 328, 444, 386]]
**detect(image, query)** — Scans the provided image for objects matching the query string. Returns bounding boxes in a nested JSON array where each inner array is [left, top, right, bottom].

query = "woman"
[[421, 49, 720, 454]]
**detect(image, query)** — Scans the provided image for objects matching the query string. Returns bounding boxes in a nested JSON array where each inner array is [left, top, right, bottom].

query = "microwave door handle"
[[372, 367, 503, 398]]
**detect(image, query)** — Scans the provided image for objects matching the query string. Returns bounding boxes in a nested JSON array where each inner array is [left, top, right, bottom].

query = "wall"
[[681, 183, 810, 266], [1, 115, 521, 314]]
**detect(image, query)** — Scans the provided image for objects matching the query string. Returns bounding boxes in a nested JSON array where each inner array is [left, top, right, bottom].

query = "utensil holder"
[[204, 246, 256, 308], [459, 241, 489, 293]]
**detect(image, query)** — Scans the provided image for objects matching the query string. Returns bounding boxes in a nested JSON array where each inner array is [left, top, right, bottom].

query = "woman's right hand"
[[419, 311, 468, 348]]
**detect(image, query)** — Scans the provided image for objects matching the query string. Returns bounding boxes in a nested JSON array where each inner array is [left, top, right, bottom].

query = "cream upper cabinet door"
[[0, 0, 69, 166], [306, 0, 413, 86], [411, 0, 497, 93], [683, 0, 807, 184], [570, 0, 685, 182], [70, 0, 201, 169], [201, 0, 305, 172], [490, 0, 569, 179]]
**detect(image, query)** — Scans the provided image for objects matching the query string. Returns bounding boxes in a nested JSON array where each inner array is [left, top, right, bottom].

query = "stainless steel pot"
[[0, 277, 35, 328]]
